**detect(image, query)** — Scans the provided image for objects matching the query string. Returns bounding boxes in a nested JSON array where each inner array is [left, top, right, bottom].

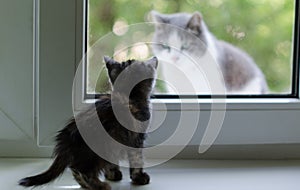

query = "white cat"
[[151, 11, 268, 95]]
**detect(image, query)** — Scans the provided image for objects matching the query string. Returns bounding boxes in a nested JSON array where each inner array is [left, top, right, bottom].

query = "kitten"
[[19, 56, 158, 190], [151, 10, 268, 94]]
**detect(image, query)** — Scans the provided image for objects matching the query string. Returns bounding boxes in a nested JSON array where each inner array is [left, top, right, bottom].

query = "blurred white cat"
[[151, 11, 268, 95]]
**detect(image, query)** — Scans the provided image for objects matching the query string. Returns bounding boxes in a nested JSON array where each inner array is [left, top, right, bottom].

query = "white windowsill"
[[3, 158, 300, 190]]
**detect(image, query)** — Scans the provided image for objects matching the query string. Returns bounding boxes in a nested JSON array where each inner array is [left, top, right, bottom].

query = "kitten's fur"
[[19, 56, 158, 190], [151, 11, 268, 94]]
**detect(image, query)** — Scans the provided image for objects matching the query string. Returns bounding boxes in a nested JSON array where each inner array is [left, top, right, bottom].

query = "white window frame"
[[35, 0, 300, 159]]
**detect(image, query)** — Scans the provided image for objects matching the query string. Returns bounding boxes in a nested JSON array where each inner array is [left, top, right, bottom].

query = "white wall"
[[0, 0, 75, 157]]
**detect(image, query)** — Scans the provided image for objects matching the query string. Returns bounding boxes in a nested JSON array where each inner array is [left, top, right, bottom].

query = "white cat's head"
[[150, 11, 209, 64]]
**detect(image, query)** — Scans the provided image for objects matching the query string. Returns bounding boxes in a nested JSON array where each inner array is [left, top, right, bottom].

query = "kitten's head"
[[104, 56, 158, 98], [151, 11, 208, 64]]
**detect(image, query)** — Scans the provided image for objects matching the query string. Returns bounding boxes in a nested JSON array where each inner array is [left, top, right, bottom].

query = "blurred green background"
[[88, 0, 295, 94]]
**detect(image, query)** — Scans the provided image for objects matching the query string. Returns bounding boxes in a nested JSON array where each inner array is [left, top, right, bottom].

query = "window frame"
[[77, 0, 300, 150]]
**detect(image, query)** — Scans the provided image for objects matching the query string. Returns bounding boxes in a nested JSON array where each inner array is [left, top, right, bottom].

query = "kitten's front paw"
[[100, 182, 112, 190], [131, 172, 150, 185], [105, 170, 123, 181]]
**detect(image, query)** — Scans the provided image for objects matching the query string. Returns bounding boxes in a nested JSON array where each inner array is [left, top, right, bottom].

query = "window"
[[71, 0, 300, 155], [30, 0, 300, 158], [85, 0, 299, 99], [1, 0, 298, 157]]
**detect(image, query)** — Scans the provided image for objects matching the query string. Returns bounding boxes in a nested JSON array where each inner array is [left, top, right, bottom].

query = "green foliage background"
[[88, 0, 295, 94]]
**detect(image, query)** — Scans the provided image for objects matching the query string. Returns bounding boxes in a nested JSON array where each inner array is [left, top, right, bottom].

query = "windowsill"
[[3, 158, 300, 190]]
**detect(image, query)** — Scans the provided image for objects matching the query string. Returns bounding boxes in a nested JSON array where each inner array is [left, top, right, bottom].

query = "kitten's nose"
[[171, 56, 179, 62]]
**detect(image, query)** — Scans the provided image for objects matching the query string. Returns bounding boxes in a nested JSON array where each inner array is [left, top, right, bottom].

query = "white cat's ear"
[[145, 56, 158, 69], [187, 12, 202, 36], [150, 10, 168, 23]]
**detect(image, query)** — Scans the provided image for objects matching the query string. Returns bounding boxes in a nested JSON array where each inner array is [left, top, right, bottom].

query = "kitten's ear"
[[104, 56, 116, 69], [145, 57, 158, 69], [104, 56, 120, 84], [187, 12, 202, 36], [150, 10, 169, 24]]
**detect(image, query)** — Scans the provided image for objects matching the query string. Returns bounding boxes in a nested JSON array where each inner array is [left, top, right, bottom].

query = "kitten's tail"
[[18, 154, 69, 187]]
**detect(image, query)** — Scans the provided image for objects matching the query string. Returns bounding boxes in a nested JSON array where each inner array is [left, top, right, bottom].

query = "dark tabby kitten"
[[19, 56, 158, 190]]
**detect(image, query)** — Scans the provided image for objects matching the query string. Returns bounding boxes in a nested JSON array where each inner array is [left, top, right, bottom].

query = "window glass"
[[86, 0, 296, 96]]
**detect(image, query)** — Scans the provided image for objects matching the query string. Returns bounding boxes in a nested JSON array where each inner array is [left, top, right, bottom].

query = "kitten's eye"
[[161, 44, 171, 52]]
